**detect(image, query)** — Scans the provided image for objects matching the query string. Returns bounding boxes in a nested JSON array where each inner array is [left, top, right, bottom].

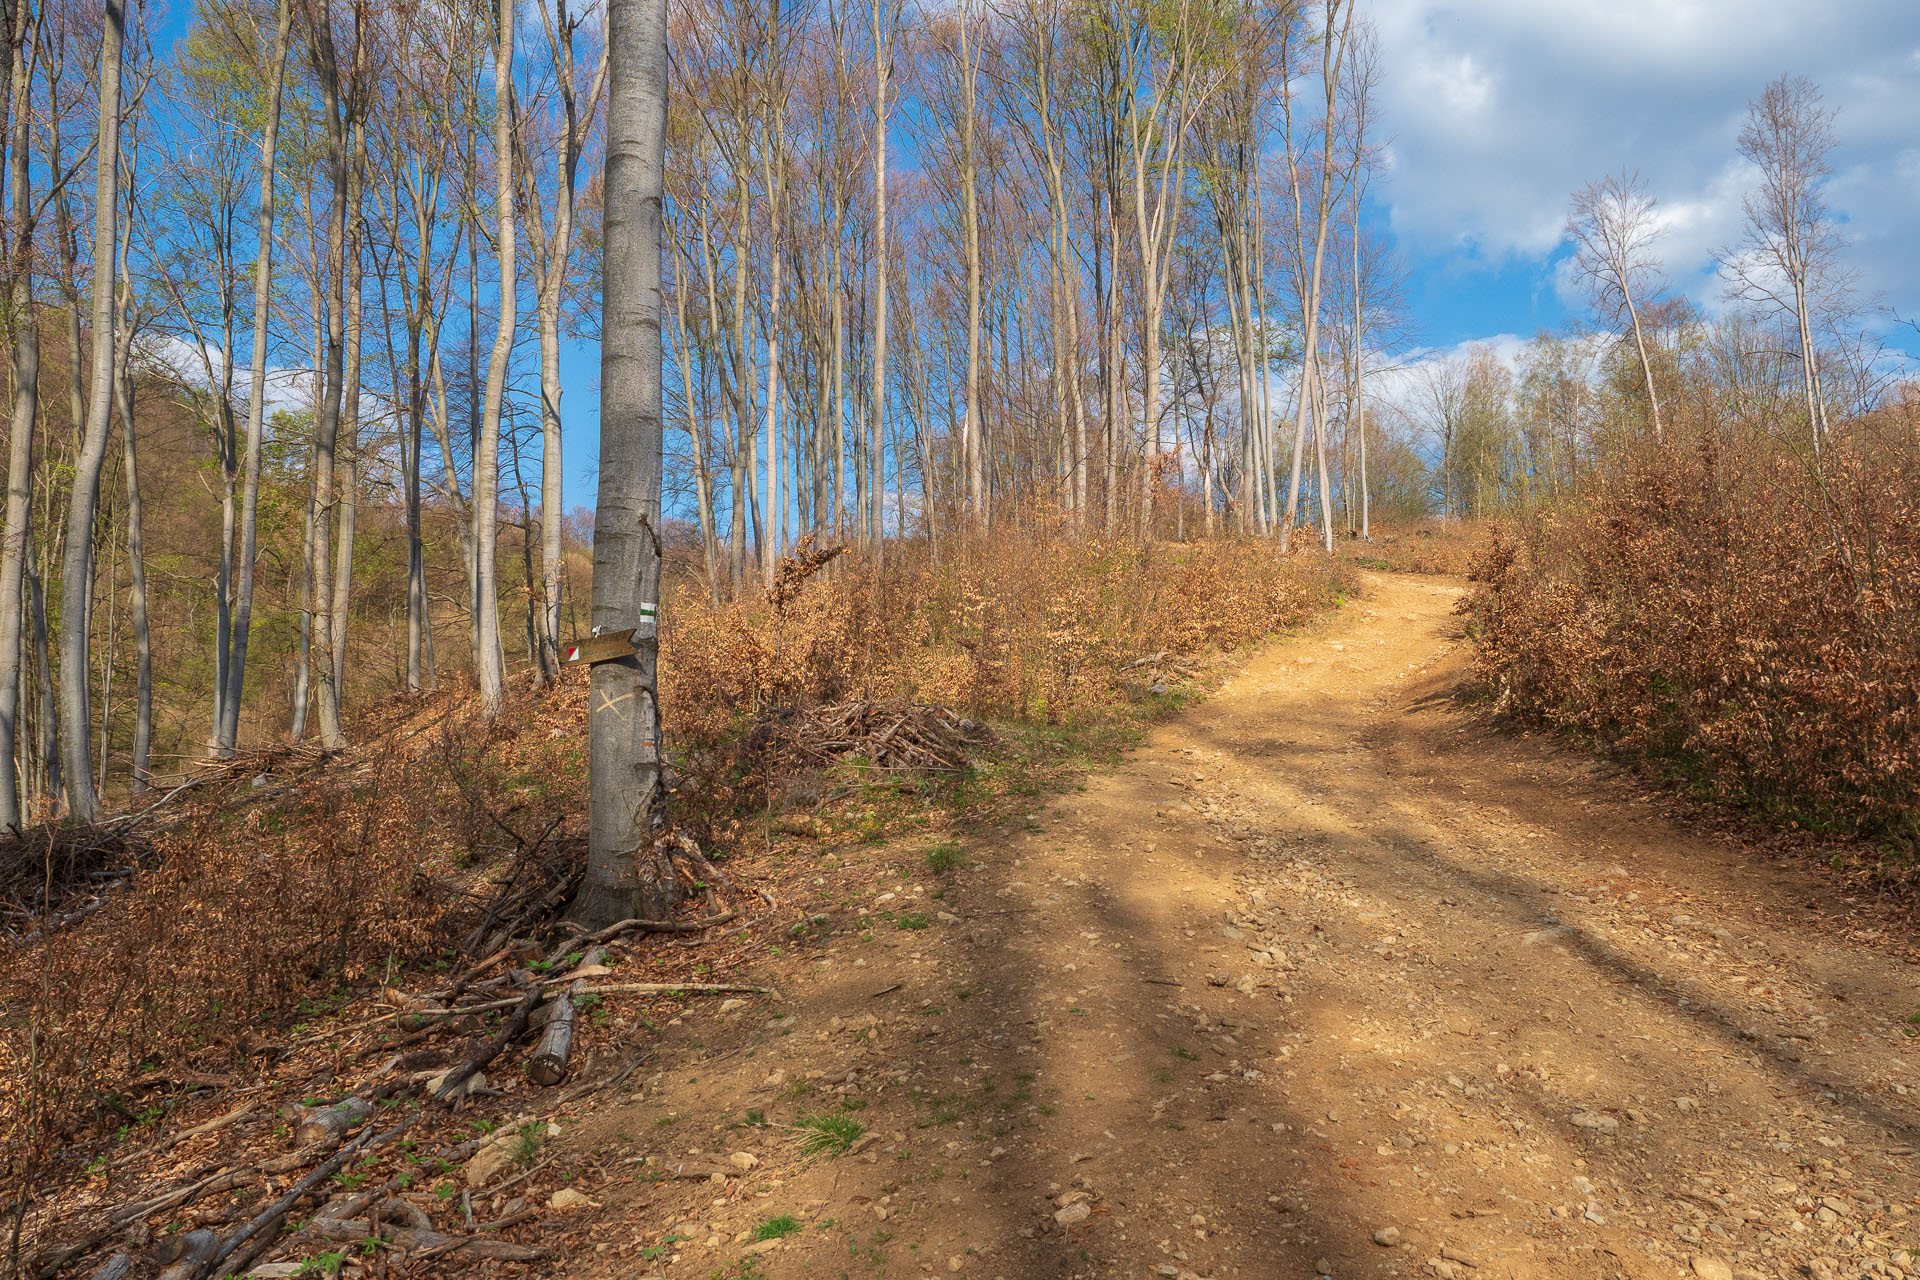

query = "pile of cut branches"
[[21, 914, 764, 1280], [781, 699, 988, 774], [0, 825, 154, 930]]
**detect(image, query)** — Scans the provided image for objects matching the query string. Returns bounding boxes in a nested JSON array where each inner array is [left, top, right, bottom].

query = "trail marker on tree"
[[570, 0, 673, 927]]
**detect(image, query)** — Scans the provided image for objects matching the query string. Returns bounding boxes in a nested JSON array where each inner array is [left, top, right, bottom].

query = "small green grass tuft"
[[752, 1214, 802, 1241], [793, 1111, 864, 1155], [925, 841, 964, 874]]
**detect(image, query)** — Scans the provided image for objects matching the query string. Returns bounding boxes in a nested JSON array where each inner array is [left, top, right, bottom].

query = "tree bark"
[[868, 0, 891, 562], [473, 0, 516, 714], [217, 0, 292, 754], [112, 189, 150, 792], [0, 0, 41, 829], [55, 0, 127, 823], [330, 116, 367, 701], [574, 0, 669, 927]]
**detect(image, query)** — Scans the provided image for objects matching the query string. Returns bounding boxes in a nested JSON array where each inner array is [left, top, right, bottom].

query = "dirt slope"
[[555, 571, 1920, 1280]]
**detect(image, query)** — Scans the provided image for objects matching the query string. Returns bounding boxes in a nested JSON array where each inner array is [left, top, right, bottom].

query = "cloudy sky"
[[1368, 0, 1920, 360]]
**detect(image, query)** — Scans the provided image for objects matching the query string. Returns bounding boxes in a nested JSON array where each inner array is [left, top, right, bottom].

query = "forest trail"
[[564, 572, 1919, 1280]]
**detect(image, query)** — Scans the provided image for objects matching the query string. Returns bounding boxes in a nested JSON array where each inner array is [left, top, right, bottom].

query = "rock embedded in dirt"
[[1054, 1201, 1091, 1227], [1689, 1256, 1733, 1280], [1570, 1110, 1618, 1133], [1373, 1226, 1401, 1246], [463, 1135, 518, 1188]]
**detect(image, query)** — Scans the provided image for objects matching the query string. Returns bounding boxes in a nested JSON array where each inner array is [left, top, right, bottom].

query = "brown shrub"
[[0, 690, 586, 1188], [664, 528, 1349, 805], [1344, 519, 1487, 577], [1461, 426, 1920, 867]]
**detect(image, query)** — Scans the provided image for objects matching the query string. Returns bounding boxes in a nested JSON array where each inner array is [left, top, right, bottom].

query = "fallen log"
[[85, 1254, 132, 1280], [304, 1215, 549, 1262], [527, 989, 582, 1087], [155, 1230, 219, 1280], [202, 1118, 410, 1279], [432, 988, 543, 1103], [293, 1096, 373, 1146]]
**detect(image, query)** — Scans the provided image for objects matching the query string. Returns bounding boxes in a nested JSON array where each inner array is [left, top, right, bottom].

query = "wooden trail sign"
[[561, 628, 641, 667]]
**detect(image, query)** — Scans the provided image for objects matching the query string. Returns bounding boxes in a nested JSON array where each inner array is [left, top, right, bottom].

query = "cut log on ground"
[[293, 1096, 373, 1146], [155, 1229, 219, 1280], [527, 985, 578, 1086], [304, 1215, 550, 1262], [432, 988, 542, 1103], [85, 1254, 132, 1280]]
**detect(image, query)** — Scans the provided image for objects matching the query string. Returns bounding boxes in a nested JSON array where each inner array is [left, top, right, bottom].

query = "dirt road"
[[563, 572, 1919, 1280]]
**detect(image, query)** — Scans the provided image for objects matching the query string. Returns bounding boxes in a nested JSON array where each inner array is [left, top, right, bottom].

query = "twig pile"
[[461, 831, 584, 955], [26, 916, 765, 1280], [0, 826, 154, 929], [784, 699, 987, 773]]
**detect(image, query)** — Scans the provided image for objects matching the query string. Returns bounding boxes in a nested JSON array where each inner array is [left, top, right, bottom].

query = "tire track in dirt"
[[561, 571, 1919, 1280]]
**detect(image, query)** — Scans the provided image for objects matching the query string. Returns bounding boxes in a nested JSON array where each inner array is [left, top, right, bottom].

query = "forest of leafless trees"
[[0, 0, 1904, 834]]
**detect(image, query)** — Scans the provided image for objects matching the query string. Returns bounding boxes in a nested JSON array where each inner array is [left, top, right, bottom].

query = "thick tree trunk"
[[217, 0, 292, 755], [55, 0, 126, 823], [473, 0, 516, 714], [0, 0, 40, 829], [574, 0, 670, 927]]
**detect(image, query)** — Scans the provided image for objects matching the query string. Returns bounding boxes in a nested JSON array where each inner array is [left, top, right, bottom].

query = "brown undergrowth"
[[1460, 422, 1920, 898], [0, 529, 1347, 1267], [1342, 518, 1486, 577]]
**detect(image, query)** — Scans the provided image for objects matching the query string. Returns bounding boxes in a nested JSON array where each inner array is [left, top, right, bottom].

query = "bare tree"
[[518, 0, 608, 679], [575, 0, 670, 924], [1277, 0, 1355, 555], [473, 0, 517, 713], [0, 0, 41, 828], [1567, 172, 1667, 443], [56, 0, 130, 823], [1723, 73, 1845, 454], [868, 0, 896, 558], [215, 0, 291, 754]]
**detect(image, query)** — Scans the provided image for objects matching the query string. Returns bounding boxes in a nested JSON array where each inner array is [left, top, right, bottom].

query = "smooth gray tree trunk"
[[55, 0, 127, 823], [0, 0, 41, 829], [113, 302, 150, 791], [572, 0, 669, 927], [329, 118, 367, 699], [472, 0, 515, 713], [217, 0, 292, 755]]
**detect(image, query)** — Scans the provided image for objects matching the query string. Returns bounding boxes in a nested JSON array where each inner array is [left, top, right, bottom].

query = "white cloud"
[[1367, 333, 1532, 417], [149, 334, 313, 422], [1368, 0, 1920, 319]]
